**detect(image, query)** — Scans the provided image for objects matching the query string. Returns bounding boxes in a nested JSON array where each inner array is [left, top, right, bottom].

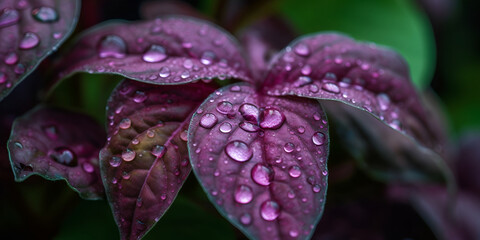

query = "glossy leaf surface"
[[189, 83, 329, 240], [8, 106, 105, 199], [100, 80, 214, 240], [55, 16, 251, 87], [0, 0, 80, 100]]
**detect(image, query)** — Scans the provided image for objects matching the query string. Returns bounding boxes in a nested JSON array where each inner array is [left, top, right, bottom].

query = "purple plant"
[[1, 1, 461, 240]]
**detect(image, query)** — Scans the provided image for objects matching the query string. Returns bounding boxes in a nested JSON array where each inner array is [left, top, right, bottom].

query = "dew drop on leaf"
[[251, 164, 274, 186], [50, 147, 77, 166], [284, 142, 295, 153], [312, 132, 326, 146], [288, 165, 302, 178], [239, 121, 260, 132], [98, 35, 127, 59], [200, 51, 215, 65], [151, 145, 166, 158], [259, 107, 285, 129], [133, 91, 147, 103], [158, 67, 171, 78], [142, 45, 167, 63], [42, 125, 58, 140], [219, 122, 232, 133], [376, 93, 391, 111], [240, 213, 252, 225], [225, 140, 252, 162], [239, 103, 259, 122], [321, 82, 340, 94], [234, 185, 253, 204], [109, 156, 121, 167], [82, 162, 94, 173], [119, 118, 131, 129], [260, 200, 280, 221], [200, 113, 218, 129], [19, 32, 40, 50], [294, 43, 310, 56], [0, 8, 20, 28], [32, 6, 59, 23], [4, 52, 18, 65], [122, 148, 136, 161], [216, 101, 233, 114]]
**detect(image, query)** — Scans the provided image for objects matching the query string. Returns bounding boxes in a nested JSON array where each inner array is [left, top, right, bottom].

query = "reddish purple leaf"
[[100, 80, 214, 240], [263, 33, 444, 152], [7, 106, 105, 199], [54, 16, 251, 88], [0, 0, 80, 100], [188, 83, 329, 240]]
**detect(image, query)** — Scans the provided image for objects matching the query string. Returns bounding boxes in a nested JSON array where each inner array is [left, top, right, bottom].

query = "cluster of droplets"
[[0, 5, 61, 88]]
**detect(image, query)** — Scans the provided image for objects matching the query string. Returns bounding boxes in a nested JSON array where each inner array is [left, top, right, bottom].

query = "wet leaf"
[[188, 83, 329, 240], [54, 16, 251, 89], [0, 0, 80, 100], [7, 106, 105, 199], [100, 80, 214, 240]]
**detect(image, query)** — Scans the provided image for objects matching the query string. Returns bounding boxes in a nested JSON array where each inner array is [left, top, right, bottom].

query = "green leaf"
[[278, 0, 435, 89]]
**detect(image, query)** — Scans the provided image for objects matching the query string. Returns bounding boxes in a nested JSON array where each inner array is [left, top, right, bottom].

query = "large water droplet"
[[239, 121, 260, 132], [240, 213, 252, 225], [98, 35, 127, 58], [200, 113, 218, 129], [219, 122, 232, 133], [376, 93, 391, 111], [294, 43, 310, 56], [234, 185, 253, 204], [293, 76, 312, 88], [239, 103, 259, 122], [216, 101, 233, 114], [158, 67, 170, 78], [284, 142, 294, 153], [32, 6, 59, 22], [312, 132, 326, 146], [259, 107, 285, 129], [122, 149, 136, 161], [251, 164, 274, 186], [142, 45, 167, 63], [225, 140, 252, 162], [119, 118, 131, 129], [200, 51, 215, 65], [322, 82, 340, 94], [19, 32, 40, 50], [288, 165, 302, 178], [151, 145, 166, 158], [4, 52, 18, 65], [260, 200, 280, 221], [50, 147, 77, 166], [110, 156, 122, 167], [0, 8, 20, 28]]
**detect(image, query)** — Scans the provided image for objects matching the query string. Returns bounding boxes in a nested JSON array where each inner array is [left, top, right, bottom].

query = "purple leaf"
[[7, 106, 105, 199], [0, 0, 80, 100], [54, 16, 251, 88], [188, 83, 329, 240], [100, 80, 214, 240]]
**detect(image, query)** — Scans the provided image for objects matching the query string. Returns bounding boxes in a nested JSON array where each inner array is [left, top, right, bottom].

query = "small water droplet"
[[147, 130, 155, 138], [122, 149, 136, 161], [53, 32, 62, 39], [119, 118, 131, 129], [50, 147, 77, 166], [32, 6, 59, 22], [297, 126, 305, 134], [219, 122, 232, 133], [122, 171, 131, 180], [4, 52, 18, 65], [312, 132, 326, 146], [142, 45, 167, 63], [132, 91, 147, 103], [259, 107, 285, 129], [240, 213, 252, 225], [110, 156, 121, 167], [98, 35, 127, 58], [0, 8, 20, 28], [313, 184, 321, 193], [200, 51, 215, 65], [287, 190, 295, 198], [234, 185, 253, 204], [42, 125, 58, 140], [216, 101, 233, 114], [260, 200, 280, 221], [289, 229, 299, 238], [180, 71, 190, 79], [200, 113, 218, 129], [82, 162, 94, 173], [225, 140, 252, 162], [0, 72, 6, 84], [14, 63, 25, 74], [284, 142, 294, 153], [158, 67, 170, 78], [19, 32, 40, 50], [230, 85, 241, 92], [293, 76, 312, 88], [183, 59, 193, 69], [151, 145, 166, 158], [288, 165, 302, 178], [239, 121, 260, 132], [251, 164, 274, 186], [294, 43, 310, 56], [376, 93, 390, 111], [239, 103, 259, 122], [322, 82, 340, 94]]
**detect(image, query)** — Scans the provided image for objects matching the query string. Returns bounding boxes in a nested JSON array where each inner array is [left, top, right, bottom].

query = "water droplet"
[[151, 145, 166, 158], [53, 32, 62, 39], [322, 82, 340, 94], [180, 130, 188, 141], [183, 59, 193, 69], [132, 91, 147, 103], [301, 65, 312, 75], [0, 72, 6, 84], [239, 121, 260, 132], [234, 185, 253, 204], [312, 132, 326, 146], [32, 6, 59, 22], [4, 52, 18, 65], [289, 230, 299, 238], [14, 63, 25, 74], [219, 122, 232, 133], [160, 193, 167, 200], [294, 43, 310, 56], [50, 147, 77, 166], [260, 200, 280, 221], [284, 142, 294, 153], [19, 32, 40, 50], [259, 107, 285, 129], [122, 171, 131, 180], [230, 85, 241, 92], [142, 45, 167, 63], [119, 118, 131, 129], [82, 162, 94, 173], [239, 103, 259, 122], [98, 35, 127, 58], [180, 71, 190, 79], [313, 184, 321, 193], [225, 140, 252, 162], [287, 190, 295, 198], [122, 149, 136, 161], [240, 213, 252, 225], [288, 165, 302, 178], [297, 126, 305, 134], [158, 67, 170, 78], [200, 113, 218, 129], [293, 76, 312, 88], [0, 8, 20, 28], [251, 164, 274, 186], [42, 125, 58, 140], [200, 51, 215, 65], [376, 93, 390, 111], [110, 156, 121, 167], [216, 101, 233, 114]]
